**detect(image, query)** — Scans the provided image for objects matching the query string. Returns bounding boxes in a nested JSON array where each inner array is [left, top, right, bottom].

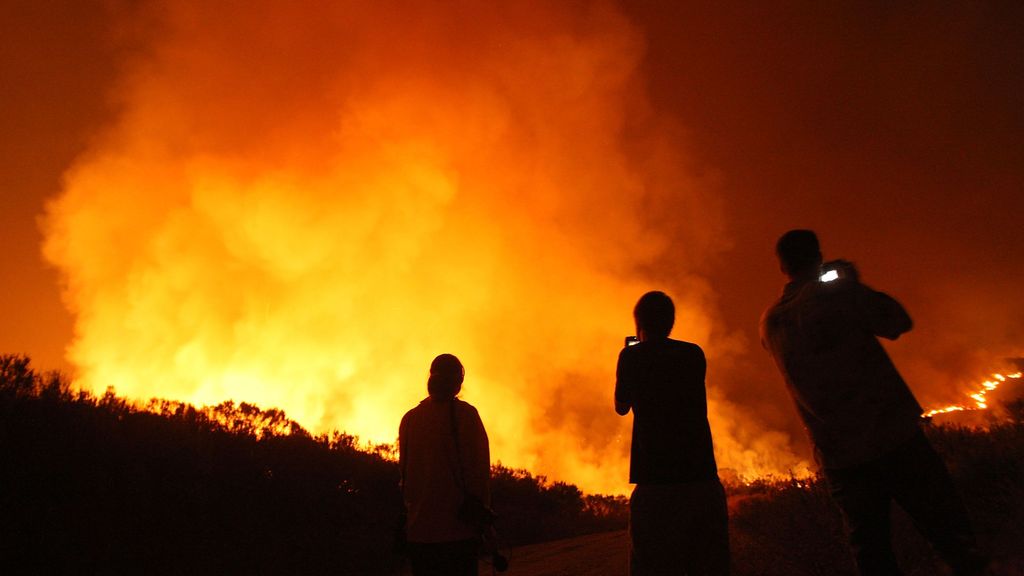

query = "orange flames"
[[41, 1, 808, 494], [922, 372, 1023, 418]]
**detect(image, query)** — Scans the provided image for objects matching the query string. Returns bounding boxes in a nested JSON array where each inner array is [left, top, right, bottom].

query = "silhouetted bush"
[[0, 355, 407, 574], [0, 354, 626, 574], [725, 420, 1024, 575], [490, 465, 628, 546], [15, 351, 1016, 575]]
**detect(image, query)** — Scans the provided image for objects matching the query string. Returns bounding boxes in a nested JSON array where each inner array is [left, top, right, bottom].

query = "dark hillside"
[[4, 354, 1021, 574], [503, 412, 1024, 576], [0, 355, 404, 574], [725, 407, 1024, 575], [0, 355, 625, 574]]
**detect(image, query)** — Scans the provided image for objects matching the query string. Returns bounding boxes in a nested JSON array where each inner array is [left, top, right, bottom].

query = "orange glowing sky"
[[2, 1, 1022, 493]]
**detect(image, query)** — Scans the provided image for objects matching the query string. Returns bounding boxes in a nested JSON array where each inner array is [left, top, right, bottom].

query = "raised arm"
[[615, 348, 633, 415], [857, 284, 913, 340]]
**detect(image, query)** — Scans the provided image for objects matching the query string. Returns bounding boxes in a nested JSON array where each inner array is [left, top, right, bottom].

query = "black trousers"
[[407, 538, 478, 576], [824, 431, 986, 576], [629, 479, 730, 576]]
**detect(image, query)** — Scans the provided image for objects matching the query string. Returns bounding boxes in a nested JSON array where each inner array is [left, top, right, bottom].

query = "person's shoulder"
[[667, 338, 705, 360], [762, 296, 784, 320], [402, 398, 430, 420], [399, 403, 420, 436], [454, 399, 486, 431], [761, 284, 795, 324], [760, 305, 779, 336], [671, 338, 704, 364], [454, 398, 481, 418]]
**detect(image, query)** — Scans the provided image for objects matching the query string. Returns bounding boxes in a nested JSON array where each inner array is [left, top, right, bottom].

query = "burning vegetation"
[[41, 1, 803, 493], [923, 372, 1024, 418]]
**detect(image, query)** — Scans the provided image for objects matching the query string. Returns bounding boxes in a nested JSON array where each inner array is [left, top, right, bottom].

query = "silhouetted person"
[[399, 354, 490, 576], [761, 229, 988, 576], [615, 291, 729, 576]]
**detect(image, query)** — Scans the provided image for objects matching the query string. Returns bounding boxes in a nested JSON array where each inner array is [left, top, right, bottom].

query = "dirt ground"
[[400, 528, 1024, 576], [488, 531, 628, 576]]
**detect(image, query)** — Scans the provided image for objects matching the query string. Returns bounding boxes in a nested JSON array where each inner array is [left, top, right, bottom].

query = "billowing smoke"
[[43, 1, 808, 493]]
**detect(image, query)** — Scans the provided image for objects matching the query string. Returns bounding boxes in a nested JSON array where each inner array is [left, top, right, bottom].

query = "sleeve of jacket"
[[615, 347, 634, 415], [856, 283, 913, 340]]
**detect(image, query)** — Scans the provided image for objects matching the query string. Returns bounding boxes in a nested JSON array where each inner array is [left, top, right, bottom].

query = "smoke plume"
[[43, 1, 809, 493]]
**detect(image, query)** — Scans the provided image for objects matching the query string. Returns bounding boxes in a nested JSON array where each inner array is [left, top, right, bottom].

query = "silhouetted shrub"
[[0, 354, 626, 574], [489, 465, 627, 546], [14, 352, 1017, 575], [725, 421, 1024, 575]]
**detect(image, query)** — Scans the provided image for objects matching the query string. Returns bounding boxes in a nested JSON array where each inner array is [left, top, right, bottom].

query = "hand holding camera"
[[819, 259, 860, 284]]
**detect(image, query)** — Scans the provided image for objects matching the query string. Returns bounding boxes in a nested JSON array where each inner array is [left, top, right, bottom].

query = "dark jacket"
[[616, 338, 719, 483], [399, 397, 490, 542], [761, 277, 921, 469]]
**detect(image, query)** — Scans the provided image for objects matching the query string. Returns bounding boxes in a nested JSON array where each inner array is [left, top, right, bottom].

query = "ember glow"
[[40, 1, 809, 493], [922, 372, 1023, 418]]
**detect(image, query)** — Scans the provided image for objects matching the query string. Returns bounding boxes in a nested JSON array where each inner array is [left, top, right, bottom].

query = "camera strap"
[[448, 399, 468, 492]]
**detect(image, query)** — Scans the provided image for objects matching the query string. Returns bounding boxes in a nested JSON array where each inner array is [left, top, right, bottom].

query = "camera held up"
[[819, 259, 859, 284]]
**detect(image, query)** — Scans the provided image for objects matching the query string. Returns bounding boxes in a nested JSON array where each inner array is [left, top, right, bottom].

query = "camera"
[[819, 259, 857, 283], [819, 267, 841, 283], [625, 336, 640, 347]]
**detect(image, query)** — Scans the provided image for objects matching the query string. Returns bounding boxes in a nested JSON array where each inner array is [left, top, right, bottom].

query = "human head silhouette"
[[427, 353, 464, 400], [634, 291, 674, 341], [776, 229, 823, 280]]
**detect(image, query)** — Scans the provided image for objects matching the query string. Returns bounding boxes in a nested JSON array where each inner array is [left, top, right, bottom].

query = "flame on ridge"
[[922, 372, 1023, 418]]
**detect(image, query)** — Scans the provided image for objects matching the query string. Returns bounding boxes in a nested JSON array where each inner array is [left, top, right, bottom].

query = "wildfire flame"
[[41, 1, 809, 494], [922, 372, 1023, 418]]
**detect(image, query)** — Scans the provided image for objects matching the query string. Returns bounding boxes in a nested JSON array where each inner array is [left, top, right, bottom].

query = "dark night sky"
[[622, 1, 1024, 428], [2, 1, 1023, 462]]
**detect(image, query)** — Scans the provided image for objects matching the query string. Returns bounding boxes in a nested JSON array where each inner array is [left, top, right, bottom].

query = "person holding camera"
[[615, 291, 730, 576], [760, 229, 988, 576], [399, 354, 491, 576]]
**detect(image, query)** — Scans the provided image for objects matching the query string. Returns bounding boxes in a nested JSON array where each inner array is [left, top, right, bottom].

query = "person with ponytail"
[[399, 354, 491, 576]]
